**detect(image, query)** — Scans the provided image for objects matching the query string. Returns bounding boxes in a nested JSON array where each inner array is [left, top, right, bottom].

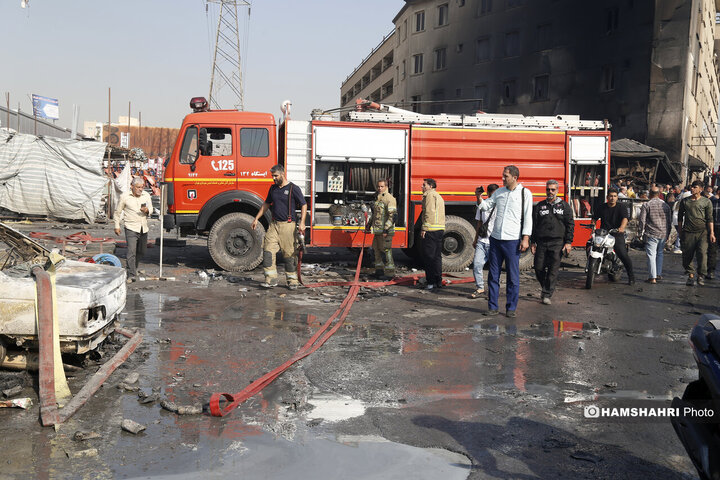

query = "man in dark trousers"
[[252, 164, 307, 290], [530, 179, 574, 304], [421, 178, 445, 291], [593, 188, 635, 285], [678, 180, 716, 286]]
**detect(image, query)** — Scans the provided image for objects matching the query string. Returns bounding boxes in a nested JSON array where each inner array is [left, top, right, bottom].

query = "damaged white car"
[[0, 222, 126, 356]]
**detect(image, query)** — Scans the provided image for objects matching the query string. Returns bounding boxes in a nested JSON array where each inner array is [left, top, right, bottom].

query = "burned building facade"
[[341, 0, 720, 182]]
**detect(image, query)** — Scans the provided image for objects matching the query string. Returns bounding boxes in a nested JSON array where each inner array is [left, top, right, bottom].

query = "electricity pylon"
[[207, 0, 250, 110]]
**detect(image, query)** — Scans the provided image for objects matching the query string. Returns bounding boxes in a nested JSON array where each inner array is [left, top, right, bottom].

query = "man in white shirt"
[[469, 183, 498, 299], [114, 176, 153, 283], [476, 166, 533, 317]]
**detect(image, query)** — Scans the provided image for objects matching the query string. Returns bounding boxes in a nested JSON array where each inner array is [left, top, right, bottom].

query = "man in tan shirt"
[[114, 176, 153, 283]]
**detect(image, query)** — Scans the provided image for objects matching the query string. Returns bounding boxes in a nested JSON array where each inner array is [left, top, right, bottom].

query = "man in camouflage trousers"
[[366, 179, 397, 279]]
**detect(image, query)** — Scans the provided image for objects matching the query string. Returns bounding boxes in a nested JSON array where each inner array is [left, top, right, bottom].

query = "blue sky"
[[2, 0, 403, 129]]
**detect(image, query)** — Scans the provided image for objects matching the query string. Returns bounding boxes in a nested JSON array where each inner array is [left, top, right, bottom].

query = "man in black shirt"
[[252, 165, 307, 289], [531, 179, 574, 304], [593, 188, 635, 285]]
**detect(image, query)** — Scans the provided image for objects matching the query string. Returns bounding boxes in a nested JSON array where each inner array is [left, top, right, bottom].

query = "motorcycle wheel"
[[586, 257, 600, 289]]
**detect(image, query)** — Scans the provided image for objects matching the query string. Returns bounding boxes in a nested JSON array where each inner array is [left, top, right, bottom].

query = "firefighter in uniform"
[[252, 164, 307, 290], [366, 179, 397, 279]]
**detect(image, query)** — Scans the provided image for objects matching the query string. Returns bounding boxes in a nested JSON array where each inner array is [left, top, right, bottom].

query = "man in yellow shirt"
[[114, 177, 153, 283]]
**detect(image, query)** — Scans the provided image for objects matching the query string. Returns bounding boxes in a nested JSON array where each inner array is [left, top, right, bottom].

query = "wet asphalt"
[[0, 219, 716, 479]]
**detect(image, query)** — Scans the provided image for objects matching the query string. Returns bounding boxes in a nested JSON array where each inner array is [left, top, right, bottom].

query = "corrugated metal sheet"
[[0, 105, 84, 140]]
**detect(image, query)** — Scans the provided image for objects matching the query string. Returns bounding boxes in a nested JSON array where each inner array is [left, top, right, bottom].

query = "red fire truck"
[[162, 98, 610, 272]]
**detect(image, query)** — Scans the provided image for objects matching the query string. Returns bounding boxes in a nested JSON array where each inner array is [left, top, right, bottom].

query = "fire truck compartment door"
[[313, 126, 407, 164], [569, 136, 608, 164]]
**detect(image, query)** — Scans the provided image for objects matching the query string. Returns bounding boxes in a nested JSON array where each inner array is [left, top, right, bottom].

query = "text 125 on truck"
[[161, 97, 611, 272]]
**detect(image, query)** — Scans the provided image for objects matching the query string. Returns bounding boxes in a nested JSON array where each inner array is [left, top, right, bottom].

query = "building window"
[[403, 19, 408, 40], [478, 0, 492, 15], [413, 54, 424, 74], [382, 80, 394, 99], [434, 48, 447, 70], [604, 7, 619, 34], [456, 88, 462, 98], [536, 23, 552, 51], [456, 43, 464, 53], [401, 59, 406, 80], [507, 0, 523, 7], [504, 31, 520, 57], [431, 89, 445, 114], [501, 80, 516, 105], [415, 11, 425, 32], [437, 3, 449, 26], [601, 65, 615, 91], [474, 84, 488, 110], [457, 0, 465, 6], [533, 74, 549, 101], [475, 37, 491, 63], [411, 95, 422, 113]]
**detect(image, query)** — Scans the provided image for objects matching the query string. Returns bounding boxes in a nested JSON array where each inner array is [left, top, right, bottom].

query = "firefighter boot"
[[383, 246, 395, 278], [284, 257, 300, 290], [261, 250, 278, 288]]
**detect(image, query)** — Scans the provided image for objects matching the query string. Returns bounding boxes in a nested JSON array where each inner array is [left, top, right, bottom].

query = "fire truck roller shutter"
[[349, 165, 392, 192]]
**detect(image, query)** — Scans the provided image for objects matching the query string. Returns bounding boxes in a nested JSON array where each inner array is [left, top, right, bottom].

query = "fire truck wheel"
[[518, 250, 534, 271], [208, 212, 264, 272], [441, 215, 475, 272]]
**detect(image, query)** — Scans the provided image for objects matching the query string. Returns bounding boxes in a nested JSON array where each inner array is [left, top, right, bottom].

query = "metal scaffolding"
[[207, 0, 251, 111]]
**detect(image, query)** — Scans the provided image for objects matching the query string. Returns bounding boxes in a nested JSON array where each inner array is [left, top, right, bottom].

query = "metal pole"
[[159, 185, 164, 279], [107, 88, 113, 220], [127, 101, 131, 150]]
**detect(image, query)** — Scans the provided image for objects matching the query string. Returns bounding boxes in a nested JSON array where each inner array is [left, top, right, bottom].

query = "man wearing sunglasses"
[[530, 179, 574, 304]]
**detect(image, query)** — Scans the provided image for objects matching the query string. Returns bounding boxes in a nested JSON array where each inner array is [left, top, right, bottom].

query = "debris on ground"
[[65, 448, 98, 459], [0, 398, 32, 409], [120, 419, 146, 434], [2, 386, 23, 398], [73, 431, 101, 441], [159, 399, 202, 415], [123, 372, 140, 384]]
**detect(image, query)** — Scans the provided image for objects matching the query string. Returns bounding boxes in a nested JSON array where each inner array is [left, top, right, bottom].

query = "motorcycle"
[[671, 314, 720, 480], [581, 223, 623, 289]]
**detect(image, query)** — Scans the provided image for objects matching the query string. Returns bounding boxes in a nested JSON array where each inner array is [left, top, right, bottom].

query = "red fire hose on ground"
[[209, 231, 475, 417]]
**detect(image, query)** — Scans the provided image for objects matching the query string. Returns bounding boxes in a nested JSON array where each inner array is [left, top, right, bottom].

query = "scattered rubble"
[[121, 419, 146, 434]]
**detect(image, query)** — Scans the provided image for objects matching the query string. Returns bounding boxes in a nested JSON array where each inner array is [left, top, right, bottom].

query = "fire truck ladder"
[[348, 111, 608, 131]]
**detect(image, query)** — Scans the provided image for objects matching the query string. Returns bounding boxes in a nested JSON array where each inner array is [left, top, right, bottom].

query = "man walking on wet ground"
[[114, 176, 153, 284], [469, 183, 499, 299], [252, 164, 307, 290], [593, 188, 635, 285], [638, 186, 672, 284], [678, 180, 716, 286], [366, 179, 397, 280], [477, 165, 533, 317], [421, 178, 445, 291], [530, 179, 573, 305], [709, 188, 720, 279]]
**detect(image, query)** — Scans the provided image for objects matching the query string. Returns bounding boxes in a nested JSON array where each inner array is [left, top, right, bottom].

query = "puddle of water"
[[307, 392, 367, 423], [131, 435, 471, 480]]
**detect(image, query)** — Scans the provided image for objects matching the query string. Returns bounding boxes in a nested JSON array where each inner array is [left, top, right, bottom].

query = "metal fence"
[[0, 105, 84, 139]]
